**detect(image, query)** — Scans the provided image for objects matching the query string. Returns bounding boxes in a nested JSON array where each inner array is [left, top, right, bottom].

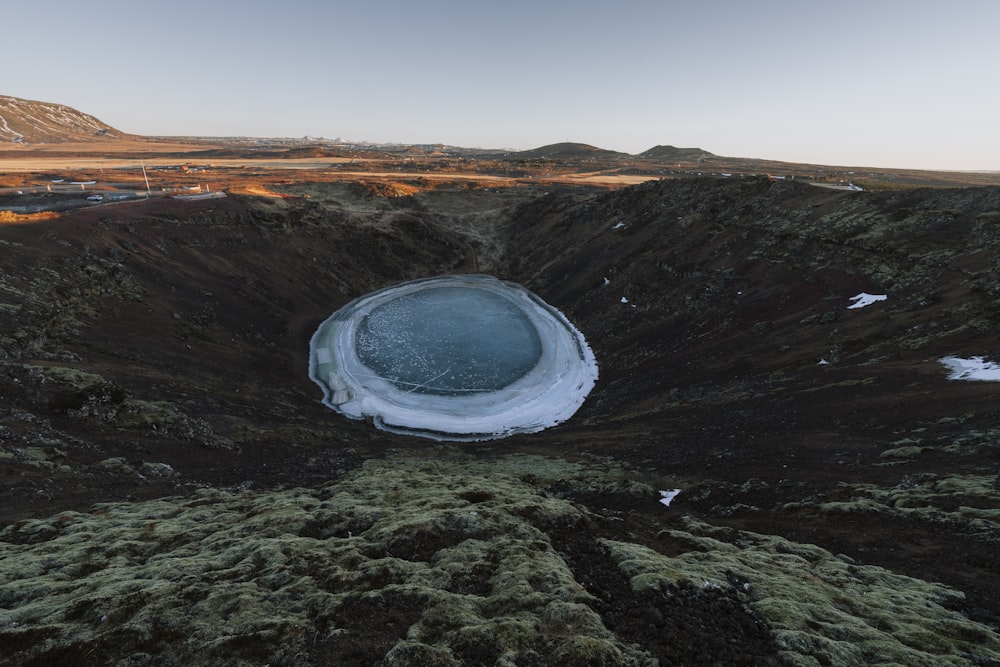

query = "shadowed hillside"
[[2, 176, 1000, 665]]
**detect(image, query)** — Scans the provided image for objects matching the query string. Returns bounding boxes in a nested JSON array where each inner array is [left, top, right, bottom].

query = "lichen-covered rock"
[[1, 453, 997, 666], [604, 516, 1000, 666], [813, 474, 1000, 540]]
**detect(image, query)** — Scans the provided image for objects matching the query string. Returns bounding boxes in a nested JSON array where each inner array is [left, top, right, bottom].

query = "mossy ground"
[[2, 452, 998, 666]]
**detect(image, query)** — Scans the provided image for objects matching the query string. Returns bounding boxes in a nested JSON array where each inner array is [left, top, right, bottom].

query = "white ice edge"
[[939, 356, 1000, 382], [309, 275, 599, 441]]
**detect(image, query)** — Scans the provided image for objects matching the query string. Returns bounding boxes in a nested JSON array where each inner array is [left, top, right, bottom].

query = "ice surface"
[[309, 275, 599, 441], [355, 286, 542, 395], [939, 356, 1000, 382]]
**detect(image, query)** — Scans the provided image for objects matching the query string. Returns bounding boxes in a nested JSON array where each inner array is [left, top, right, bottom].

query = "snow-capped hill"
[[0, 94, 131, 143]]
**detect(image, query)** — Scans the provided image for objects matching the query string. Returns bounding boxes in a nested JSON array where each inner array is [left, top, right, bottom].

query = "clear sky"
[[3, 0, 998, 171]]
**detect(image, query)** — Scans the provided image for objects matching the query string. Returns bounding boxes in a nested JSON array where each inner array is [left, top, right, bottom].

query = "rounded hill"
[[514, 142, 630, 160], [0, 94, 134, 144], [638, 144, 717, 161]]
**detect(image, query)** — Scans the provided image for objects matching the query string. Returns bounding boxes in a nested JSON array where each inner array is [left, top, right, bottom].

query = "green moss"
[[941, 429, 1000, 455], [113, 399, 184, 428], [550, 635, 628, 665], [604, 516, 1000, 666], [0, 452, 659, 665], [879, 445, 928, 459], [447, 618, 540, 658], [1, 453, 997, 666], [381, 641, 461, 667], [816, 475, 1000, 539], [32, 365, 106, 389], [95, 457, 135, 474]]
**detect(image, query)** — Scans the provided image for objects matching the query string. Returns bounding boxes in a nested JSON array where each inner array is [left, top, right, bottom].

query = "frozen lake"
[[309, 275, 598, 441], [355, 286, 543, 395]]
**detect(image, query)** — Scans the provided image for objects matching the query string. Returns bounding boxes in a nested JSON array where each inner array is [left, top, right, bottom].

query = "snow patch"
[[940, 356, 1000, 382], [847, 292, 887, 309], [658, 489, 681, 507]]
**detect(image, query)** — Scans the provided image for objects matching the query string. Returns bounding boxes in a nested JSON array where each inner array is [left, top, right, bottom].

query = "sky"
[[3, 0, 998, 171]]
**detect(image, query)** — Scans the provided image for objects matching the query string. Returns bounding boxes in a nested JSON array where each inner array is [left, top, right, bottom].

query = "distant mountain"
[[639, 145, 716, 161], [0, 94, 131, 144], [515, 142, 630, 160]]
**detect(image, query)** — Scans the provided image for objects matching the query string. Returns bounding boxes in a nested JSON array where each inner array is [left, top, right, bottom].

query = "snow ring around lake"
[[309, 275, 599, 441]]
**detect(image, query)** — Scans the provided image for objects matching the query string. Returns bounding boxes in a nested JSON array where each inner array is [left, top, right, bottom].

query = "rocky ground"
[[1, 176, 999, 665]]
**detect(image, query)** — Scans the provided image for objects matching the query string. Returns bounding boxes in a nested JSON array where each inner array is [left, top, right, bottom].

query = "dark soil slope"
[[2, 177, 999, 665]]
